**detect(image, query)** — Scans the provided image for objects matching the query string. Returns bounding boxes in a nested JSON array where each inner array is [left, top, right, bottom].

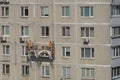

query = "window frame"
[[42, 66, 50, 77], [112, 66, 120, 78], [81, 27, 94, 38], [81, 48, 94, 59], [3, 64, 10, 75], [21, 26, 29, 37], [41, 6, 49, 17], [21, 6, 29, 17], [81, 6, 94, 18], [62, 26, 70, 37], [22, 65, 29, 75], [62, 67, 71, 79], [3, 45, 10, 55], [112, 26, 120, 37], [62, 6, 70, 17], [81, 68, 95, 79], [1, 6, 9, 17], [41, 26, 49, 37], [2, 25, 9, 37], [62, 47, 70, 58], [22, 45, 28, 56], [112, 46, 120, 58]]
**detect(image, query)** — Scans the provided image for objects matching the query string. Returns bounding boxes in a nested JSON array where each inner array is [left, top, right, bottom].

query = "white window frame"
[[111, 5, 120, 16], [63, 47, 70, 58], [62, 67, 71, 79], [81, 68, 95, 79], [3, 45, 10, 55], [21, 26, 29, 37], [2, 25, 9, 36], [3, 64, 10, 75], [41, 6, 49, 17], [81, 27, 94, 38], [21, 6, 29, 17], [2, 6, 9, 17], [42, 66, 50, 77], [112, 46, 120, 58], [22, 46, 28, 56], [62, 6, 70, 17], [81, 6, 93, 17], [62, 26, 70, 37], [112, 27, 120, 37], [22, 65, 29, 75], [41, 26, 49, 37], [112, 66, 120, 78], [81, 48, 94, 59]]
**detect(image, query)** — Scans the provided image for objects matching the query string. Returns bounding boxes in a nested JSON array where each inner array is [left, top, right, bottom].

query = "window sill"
[[22, 74, 30, 77], [2, 73, 10, 76], [81, 78, 95, 80], [41, 75, 50, 78], [61, 16, 70, 18], [111, 15, 120, 18], [21, 55, 28, 57], [111, 35, 120, 39], [41, 36, 49, 38], [112, 56, 120, 59], [1, 16, 9, 18], [80, 16, 94, 19], [62, 36, 70, 39], [20, 16, 29, 18], [112, 76, 120, 79], [40, 16, 49, 18], [81, 37, 94, 39], [20, 36, 29, 38], [63, 56, 70, 59], [2, 54, 10, 56], [81, 58, 95, 60]]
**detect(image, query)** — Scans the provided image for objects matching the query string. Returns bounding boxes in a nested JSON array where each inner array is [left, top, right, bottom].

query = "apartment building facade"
[[0, 0, 119, 80]]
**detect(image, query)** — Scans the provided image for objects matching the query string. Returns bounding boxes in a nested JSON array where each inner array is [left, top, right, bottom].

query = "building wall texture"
[[0, 0, 116, 80]]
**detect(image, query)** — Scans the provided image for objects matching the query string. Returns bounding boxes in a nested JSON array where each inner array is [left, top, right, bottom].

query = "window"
[[62, 6, 70, 17], [63, 67, 70, 79], [3, 45, 10, 55], [81, 6, 93, 17], [112, 66, 120, 78], [42, 66, 50, 76], [81, 68, 95, 79], [81, 48, 94, 59], [113, 46, 120, 58], [41, 26, 49, 36], [21, 26, 29, 36], [3, 64, 10, 74], [81, 27, 94, 37], [22, 46, 28, 56], [111, 5, 120, 16], [2, 6, 9, 17], [62, 26, 70, 36], [2, 25, 9, 36], [41, 6, 49, 17], [22, 65, 29, 75], [112, 27, 120, 37], [63, 47, 70, 58], [21, 6, 29, 17]]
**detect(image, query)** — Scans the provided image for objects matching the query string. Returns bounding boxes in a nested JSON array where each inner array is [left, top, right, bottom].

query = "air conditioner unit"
[[0, 36, 6, 43], [83, 38, 89, 44], [19, 37, 25, 43]]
